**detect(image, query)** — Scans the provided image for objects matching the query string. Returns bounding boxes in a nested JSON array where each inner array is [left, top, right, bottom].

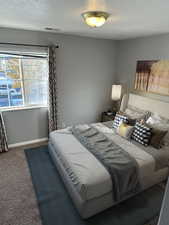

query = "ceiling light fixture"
[[82, 11, 110, 28]]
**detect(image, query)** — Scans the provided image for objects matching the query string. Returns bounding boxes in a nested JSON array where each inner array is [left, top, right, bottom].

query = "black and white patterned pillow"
[[132, 122, 152, 146], [113, 113, 128, 129]]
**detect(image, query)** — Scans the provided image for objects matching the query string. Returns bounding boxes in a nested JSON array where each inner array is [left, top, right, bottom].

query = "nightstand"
[[101, 112, 116, 122]]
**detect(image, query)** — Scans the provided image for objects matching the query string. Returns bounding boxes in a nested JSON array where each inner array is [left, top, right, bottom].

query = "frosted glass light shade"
[[85, 16, 106, 27], [82, 11, 109, 28], [111, 85, 122, 101]]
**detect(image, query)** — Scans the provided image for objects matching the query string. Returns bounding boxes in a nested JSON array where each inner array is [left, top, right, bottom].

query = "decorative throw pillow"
[[117, 122, 134, 140], [146, 113, 169, 125], [113, 113, 128, 129], [146, 114, 169, 129], [118, 111, 136, 126], [146, 114, 169, 147], [150, 128, 168, 149], [132, 122, 152, 146]]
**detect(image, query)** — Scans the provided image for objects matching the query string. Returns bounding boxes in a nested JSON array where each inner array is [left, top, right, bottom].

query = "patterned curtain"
[[48, 46, 58, 133], [0, 112, 8, 153]]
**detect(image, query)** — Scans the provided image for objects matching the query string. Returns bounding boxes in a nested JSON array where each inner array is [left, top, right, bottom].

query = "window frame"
[[0, 53, 49, 110]]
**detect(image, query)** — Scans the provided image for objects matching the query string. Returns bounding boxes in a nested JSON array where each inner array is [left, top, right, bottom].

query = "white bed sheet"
[[50, 131, 112, 201], [49, 123, 169, 201]]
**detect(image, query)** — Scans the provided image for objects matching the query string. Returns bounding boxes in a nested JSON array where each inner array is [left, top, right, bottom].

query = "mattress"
[[49, 122, 169, 218], [49, 131, 112, 201]]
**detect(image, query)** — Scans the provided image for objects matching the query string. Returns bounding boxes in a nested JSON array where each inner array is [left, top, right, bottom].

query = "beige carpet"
[[0, 145, 159, 225], [0, 146, 42, 225]]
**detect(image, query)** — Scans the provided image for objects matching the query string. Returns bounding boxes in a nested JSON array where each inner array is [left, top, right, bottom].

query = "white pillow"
[[146, 113, 169, 130], [125, 106, 150, 121], [125, 108, 145, 120], [116, 121, 134, 140], [146, 113, 169, 146]]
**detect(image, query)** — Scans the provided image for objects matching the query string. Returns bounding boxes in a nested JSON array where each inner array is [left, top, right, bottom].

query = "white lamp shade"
[[111, 85, 122, 101]]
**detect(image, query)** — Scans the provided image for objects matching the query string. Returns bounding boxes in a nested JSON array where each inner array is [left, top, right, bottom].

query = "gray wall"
[[0, 28, 116, 144], [115, 33, 169, 103], [3, 107, 48, 145]]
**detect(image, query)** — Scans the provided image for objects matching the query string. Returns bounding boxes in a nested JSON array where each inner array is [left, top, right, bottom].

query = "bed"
[[48, 94, 169, 218]]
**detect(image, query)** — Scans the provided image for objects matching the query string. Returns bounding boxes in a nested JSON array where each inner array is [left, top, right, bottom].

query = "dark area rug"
[[25, 146, 164, 225]]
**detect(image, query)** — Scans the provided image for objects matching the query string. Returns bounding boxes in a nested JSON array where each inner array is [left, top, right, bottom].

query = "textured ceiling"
[[0, 0, 169, 40]]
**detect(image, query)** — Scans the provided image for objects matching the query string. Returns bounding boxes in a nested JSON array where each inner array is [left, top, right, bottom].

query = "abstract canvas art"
[[134, 60, 169, 96]]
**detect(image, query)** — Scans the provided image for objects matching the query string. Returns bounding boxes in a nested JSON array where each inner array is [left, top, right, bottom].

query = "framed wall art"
[[134, 60, 169, 96]]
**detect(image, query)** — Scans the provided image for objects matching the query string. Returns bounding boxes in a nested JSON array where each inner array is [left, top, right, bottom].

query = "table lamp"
[[111, 85, 122, 112]]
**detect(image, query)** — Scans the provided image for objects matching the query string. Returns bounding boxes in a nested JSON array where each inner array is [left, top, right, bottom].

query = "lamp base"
[[112, 100, 120, 112]]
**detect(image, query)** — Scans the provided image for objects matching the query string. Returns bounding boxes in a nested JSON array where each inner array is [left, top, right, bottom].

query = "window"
[[0, 54, 48, 108]]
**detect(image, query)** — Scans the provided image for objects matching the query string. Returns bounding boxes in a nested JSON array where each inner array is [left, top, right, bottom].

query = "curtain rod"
[[0, 42, 59, 48], [0, 52, 46, 59]]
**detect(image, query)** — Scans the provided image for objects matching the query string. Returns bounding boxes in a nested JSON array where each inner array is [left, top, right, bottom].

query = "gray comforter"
[[71, 125, 141, 201]]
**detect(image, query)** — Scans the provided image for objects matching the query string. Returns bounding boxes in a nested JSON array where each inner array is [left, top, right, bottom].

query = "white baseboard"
[[8, 137, 48, 149]]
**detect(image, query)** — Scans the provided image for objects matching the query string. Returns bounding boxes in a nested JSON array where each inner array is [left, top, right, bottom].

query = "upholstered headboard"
[[121, 93, 169, 119]]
